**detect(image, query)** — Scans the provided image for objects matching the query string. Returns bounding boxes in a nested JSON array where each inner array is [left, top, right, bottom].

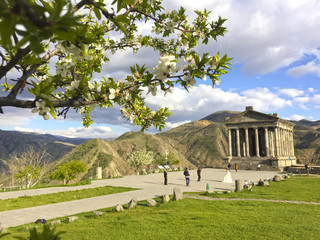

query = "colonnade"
[[228, 126, 294, 158]]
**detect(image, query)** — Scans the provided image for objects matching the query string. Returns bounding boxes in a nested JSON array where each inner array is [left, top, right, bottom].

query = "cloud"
[[165, 0, 320, 75], [287, 60, 320, 77], [13, 125, 117, 139], [144, 85, 292, 125], [286, 114, 313, 121], [278, 88, 305, 98], [166, 121, 191, 129], [0, 108, 35, 127]]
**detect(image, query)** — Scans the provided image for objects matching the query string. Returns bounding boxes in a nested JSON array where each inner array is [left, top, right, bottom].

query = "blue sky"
[[1, 0, 320, 138]]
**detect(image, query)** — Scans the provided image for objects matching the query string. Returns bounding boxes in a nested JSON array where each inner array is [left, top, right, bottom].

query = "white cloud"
[[0, 108, 35, 127], [13, 125, 117, 139], [286, 114, 313, 121], [278, 88, 304, 98], [165, 121, 191, 129], [167, 0, 320, 75], [145, 85, 292, 124], [287, 60, 320, 77]]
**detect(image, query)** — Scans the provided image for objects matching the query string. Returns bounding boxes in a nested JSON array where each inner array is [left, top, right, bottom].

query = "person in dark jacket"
[[164, 169, 168, 185], [197, 167, 201, 181], [183, 167, 190, 186], [228, 162, 231, 172]]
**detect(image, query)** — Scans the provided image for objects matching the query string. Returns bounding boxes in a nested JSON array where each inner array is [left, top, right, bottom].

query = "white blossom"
[[109, 88, 119, 100], [66, 80, 80, 91], [153, 55, 177, 83]]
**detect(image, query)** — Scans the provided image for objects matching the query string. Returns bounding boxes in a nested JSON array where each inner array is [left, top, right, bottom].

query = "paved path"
[[0, 168, 282, 227]]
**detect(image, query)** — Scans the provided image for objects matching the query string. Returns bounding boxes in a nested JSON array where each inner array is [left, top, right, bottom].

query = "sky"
[[1, 0, 320, 139]]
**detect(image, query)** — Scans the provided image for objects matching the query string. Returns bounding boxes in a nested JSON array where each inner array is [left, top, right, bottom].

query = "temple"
[[224, 106, 296, 170]]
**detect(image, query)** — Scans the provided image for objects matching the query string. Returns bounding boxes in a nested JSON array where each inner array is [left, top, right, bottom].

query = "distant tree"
[[127, 150, 155, 171], [50, 160, 86, 184], [8, 146, 51, 188], [156, 152, 180, 165]]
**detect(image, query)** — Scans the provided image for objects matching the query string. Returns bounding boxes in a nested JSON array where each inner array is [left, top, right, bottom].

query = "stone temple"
[[224, 106, 296, 170]]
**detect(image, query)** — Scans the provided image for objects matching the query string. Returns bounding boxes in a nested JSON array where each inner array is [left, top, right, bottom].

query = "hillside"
[[158, 120, 228, 167], [0, 130, 90, 162], [46, 132, 195, 184]]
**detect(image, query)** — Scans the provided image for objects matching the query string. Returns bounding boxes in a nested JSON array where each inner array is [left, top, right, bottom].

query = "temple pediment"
[[225, 110, 278, 124]]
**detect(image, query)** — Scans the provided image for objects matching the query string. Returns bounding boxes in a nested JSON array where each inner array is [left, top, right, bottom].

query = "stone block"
[[67, 216, 78, 223], [50, 220, 61, 226], [173, 187, 183, 201], [93, 211, 104, 216], [273, 175, 281, 182], [146, 198, 157, 207], [161, 194, 170, 203], [115, 204, 124, 212], [235, 179, 244, 192], [128, 197, 137, 209]]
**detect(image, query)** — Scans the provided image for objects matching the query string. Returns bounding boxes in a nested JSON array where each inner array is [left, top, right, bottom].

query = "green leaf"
[[50, 108, 56, 120], [93, 7, 101, 20]]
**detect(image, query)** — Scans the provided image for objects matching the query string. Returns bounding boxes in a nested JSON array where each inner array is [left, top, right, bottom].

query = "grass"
[[4, 198, 320, 240], [199, 175, 320, 202], [0, 186, 135, 212], [2, 175, 320, 240]]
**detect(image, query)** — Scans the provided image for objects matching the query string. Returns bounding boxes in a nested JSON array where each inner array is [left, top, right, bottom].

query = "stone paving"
[[0, 168, 283, 227]]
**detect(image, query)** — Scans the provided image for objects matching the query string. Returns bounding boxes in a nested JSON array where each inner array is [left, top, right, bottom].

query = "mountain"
[[0, 130, 89, 161], [201, 110, 239, 122], [1, 110, 320, 185]]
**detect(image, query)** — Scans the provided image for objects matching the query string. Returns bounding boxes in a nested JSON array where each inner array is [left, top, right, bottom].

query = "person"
[[183, 167, 190, 186], [223, 168, 232, 183], [164, 169, 168, 185], [235, 163, 238, 172], [197, 167, 201, 181], [228, 162, 231, 172], [257, 164, 261, 171]]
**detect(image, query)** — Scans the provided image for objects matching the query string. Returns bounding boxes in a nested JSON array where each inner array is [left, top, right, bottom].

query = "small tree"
[[8, 147, 51, 188], [50, 160, 86, 184], [156, 152, 180, 166], [128, 150, 155, 172]]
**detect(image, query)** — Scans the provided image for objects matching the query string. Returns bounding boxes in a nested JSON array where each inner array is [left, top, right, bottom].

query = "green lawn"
[[201, 175, 320, 202], [5, 198, 320, 240], [2, 175, 320, 240], [0, 186, 135, 212]]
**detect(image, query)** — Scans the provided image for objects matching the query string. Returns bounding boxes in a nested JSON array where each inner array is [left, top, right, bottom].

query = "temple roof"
[[224, 106, 294, 128]]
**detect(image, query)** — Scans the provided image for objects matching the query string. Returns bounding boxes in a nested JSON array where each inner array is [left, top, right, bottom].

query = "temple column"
[[274, 127, 279, 157], [264, 127, 269, 157], [255, 127, 260, 157], [245, 128, 249, 157], [236, 128, 241, 157], [228, 129, 232, 157], [291, 130, 295, 156], [287, 129, 291, 156]]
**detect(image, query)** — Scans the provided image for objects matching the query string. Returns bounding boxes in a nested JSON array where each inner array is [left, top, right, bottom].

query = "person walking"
[[235, 163, 238, 172], [228, 162, 231, 172], [197, 167, 201, 181], [183, 167, 190, 186], [164, 169, 168, 185]]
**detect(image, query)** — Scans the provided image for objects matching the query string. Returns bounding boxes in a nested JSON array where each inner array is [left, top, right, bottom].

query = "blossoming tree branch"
[[0, 0, 231, 131]]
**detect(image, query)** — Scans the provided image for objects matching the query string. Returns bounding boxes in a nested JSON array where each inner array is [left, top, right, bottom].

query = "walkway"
[[0, 168, 282, 227]]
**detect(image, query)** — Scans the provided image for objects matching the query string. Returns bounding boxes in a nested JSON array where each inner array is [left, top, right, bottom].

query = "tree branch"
[[7, 48, 60, 99], [0, 47, 31, 80]]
